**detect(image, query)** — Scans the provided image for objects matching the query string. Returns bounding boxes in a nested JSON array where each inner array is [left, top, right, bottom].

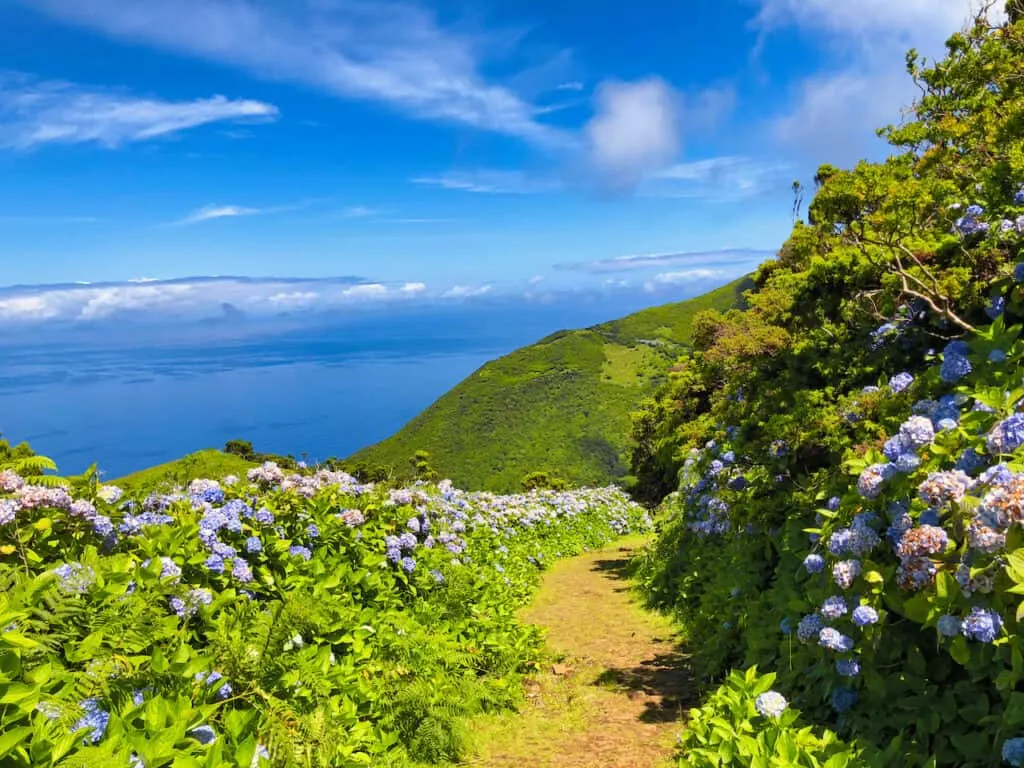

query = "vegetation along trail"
[[465, 535, 693, 768]]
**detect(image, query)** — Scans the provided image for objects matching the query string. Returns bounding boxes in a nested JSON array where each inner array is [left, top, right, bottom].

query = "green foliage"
[[676, 668, 876, 768], [520, 471, 570, 492], [0, 453, 651, 767], [635, 8, 1024, 767], [351, 278, 751, 492]]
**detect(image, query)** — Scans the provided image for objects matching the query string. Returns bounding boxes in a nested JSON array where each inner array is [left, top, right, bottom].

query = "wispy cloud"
[[645, 155, 793, 200], [176, 204, 262, 225], [556, 248, 774, 274], [24, 0, 569, 148], [0, 72, 278, 150], [339, 205, 382, 219], [555, 81, 585, 92], [411, 170, 560, 195], [171, 199, 317, 226]]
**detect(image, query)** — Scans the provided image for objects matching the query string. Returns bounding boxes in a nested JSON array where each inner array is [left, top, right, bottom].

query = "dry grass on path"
[[463, 537, 694, 768]]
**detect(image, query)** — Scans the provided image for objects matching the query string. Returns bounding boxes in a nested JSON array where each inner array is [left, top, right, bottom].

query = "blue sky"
[[0, 0, 979, 324]]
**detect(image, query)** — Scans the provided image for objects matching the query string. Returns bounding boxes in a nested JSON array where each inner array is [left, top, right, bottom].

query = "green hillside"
[[113, 449, 257, 494], [347, 276, 752, 491]]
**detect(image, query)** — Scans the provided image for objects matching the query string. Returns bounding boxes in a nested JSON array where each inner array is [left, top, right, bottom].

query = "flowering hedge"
[[632, 7, 1024, 766], [0, 461, 650, 767]]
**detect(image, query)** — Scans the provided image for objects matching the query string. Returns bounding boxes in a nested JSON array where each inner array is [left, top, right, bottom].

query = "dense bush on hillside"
[[635, 5, 1024, 765], [0, 454, 650, 767]]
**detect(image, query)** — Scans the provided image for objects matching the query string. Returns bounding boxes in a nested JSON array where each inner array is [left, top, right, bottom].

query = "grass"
[[348, 277, 753, 492], [460, 537, 691, 768], [112, 449, 256, 494]]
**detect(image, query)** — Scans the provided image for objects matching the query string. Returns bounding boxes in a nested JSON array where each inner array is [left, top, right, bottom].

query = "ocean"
[[0, 293, 685, 478]]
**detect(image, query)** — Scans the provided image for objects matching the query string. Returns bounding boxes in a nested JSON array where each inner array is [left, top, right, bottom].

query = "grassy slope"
[[113, 449, 256, 494], [349, 277, 752, 492]]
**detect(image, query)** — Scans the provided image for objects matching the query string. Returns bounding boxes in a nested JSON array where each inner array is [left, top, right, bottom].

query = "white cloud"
[[442, 284, 492, 298], [341, 283, 388, 299], [266, 291, 319, 309], [584, 77, 680, 191], [400, 282, 427, 295], [0, 73, 277, 150], [527, 275, 545, 285], [556, 81, 584, 92], [753, 0, 991, 165], [643, 269, 725, 292], [24, 0, 568, 147]]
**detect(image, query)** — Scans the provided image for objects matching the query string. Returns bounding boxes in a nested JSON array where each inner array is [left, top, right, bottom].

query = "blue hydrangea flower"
[[836, 658, 860, 677], [797, 614, 824, 643], [72, 698, 110, 744], [851, 605, 879, 627], [955, 448, 986, 475], [833, 560, 862, 590], [306, 524, 320, 539], [937, 614, 961, 637], [941, 354, 972, 383], [820, 596, 848, 619], [803, 553, 825, 574], [1002, 737, 1024, 767], [988, 414, 1024, 455], [899, 416, 935, 449], [962, 607, 1003, 643], [205, 555, 226, 574], [53, 563, 96, 595], [189, 725, 217, 745], [857, 464, 895, 499], [990, 349, 1008, 363], [780, 617, 792, 635], [827, 496, 840, 511], [754, 691, 788, 719], [289, 545, 312, 561], [831, 686, 858, 713], [987, 296, 1007, 319], [819, 627, 855, 653], [727, 476, 748, 491], [245, 536, 262, 554], [430, 569, 445, 583], [400, 556, 416, 574], [1015, 263, 1024, 283]]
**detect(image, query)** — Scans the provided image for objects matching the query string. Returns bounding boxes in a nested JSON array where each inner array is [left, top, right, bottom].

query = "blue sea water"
[[0, 293, 691, 478]]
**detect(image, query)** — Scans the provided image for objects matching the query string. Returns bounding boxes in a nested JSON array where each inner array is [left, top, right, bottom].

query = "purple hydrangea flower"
[[988, 414, 1024, 455], [832, 560, 862, 589], [797, 614, 824, 643], [889, 372, 914, 393], [961, 607, 1003, 643]]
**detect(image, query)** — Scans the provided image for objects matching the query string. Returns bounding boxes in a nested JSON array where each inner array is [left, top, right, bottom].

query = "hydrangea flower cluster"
[[754, 690, 788, 718]]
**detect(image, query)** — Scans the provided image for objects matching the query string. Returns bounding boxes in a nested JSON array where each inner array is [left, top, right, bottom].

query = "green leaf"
[[950, 636, 970, 666]]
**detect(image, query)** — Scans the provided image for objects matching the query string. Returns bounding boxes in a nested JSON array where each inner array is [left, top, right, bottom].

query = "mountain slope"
[[347, 277, 752, 491]]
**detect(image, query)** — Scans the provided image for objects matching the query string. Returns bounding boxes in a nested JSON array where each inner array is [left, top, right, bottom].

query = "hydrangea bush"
[[0, 461, 650, 767], [634, 7, 1024, 766]]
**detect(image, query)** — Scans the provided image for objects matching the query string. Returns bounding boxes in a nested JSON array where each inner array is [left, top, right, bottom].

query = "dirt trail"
[[465, 537, 694, 768]]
